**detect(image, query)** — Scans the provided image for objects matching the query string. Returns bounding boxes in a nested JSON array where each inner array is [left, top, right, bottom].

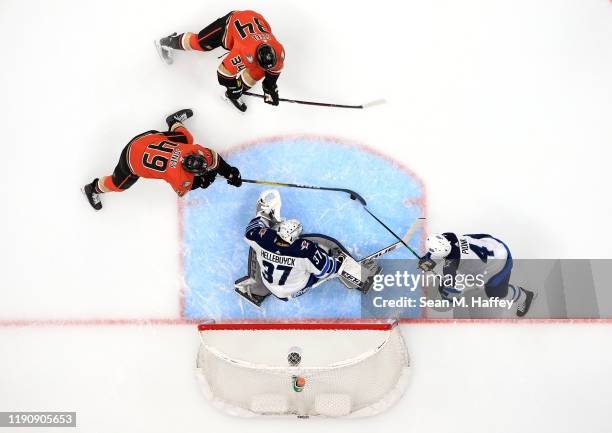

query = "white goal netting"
[[196, 322, 410, 418]]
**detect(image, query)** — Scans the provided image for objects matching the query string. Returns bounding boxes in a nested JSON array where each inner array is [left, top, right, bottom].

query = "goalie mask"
[[182, 152, 208, 176], [277, 219, 302, 244], [425, 234, 452, 259], [256, 44, 277, 70]]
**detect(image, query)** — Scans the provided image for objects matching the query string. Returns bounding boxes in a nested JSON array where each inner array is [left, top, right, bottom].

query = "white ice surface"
[[0, 0, 611, 431]]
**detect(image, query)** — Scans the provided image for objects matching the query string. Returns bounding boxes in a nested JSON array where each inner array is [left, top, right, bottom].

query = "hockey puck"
[[287, 346, 302, 366], [288, 352, 301, 366]]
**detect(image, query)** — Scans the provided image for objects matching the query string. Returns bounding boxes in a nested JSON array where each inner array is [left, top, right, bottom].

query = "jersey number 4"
[[261, 260, 292, 286], [469, 244, 494, 262], [233, 17, 268, 39], [142, 141, 177, 172]]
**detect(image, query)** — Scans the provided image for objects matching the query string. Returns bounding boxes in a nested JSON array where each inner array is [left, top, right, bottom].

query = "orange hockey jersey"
[[126, 127, 219, 196], [221, 10, 285, 81]]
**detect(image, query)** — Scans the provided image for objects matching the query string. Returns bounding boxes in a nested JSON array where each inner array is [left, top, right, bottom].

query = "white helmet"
[[277, 219, 303, 244], [425, 233, 452, 259]]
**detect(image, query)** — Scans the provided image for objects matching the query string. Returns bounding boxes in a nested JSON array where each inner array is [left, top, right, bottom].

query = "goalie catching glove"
[[256, 189, 282, 225]]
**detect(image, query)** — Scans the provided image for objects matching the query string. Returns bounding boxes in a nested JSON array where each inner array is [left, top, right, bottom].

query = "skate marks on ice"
[[180, 136, 424, 321]]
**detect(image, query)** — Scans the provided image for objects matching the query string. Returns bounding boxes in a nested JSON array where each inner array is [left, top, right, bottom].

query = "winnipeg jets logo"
[[300, 240, 309, 250]]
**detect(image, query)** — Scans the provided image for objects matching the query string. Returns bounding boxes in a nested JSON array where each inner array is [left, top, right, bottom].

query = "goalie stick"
[[243, 92, 386, 110]]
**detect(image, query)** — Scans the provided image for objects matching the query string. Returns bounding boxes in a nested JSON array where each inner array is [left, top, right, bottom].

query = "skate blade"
[[220, 94, 247, 115], [154, 40, 173, 65]]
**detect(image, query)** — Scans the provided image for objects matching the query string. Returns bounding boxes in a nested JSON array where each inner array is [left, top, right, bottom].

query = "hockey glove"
[[203, 170, 217, 185], [262, 83, 279, 106], [192, 172, 215, 190], [226, 166, 242, 187], [418, 257, 437, 272], [329, 247, 346, 267]]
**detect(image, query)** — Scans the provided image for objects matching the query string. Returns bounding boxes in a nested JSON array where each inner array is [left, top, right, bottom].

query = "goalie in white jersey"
[[419, 232, 535, 317], [235, 190, 378, 307]]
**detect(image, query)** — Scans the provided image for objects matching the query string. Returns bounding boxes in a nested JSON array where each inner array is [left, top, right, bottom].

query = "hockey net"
[[196, 322, 410, 418]]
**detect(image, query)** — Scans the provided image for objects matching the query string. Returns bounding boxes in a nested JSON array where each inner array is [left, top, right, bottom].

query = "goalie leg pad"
[[235, 276, 270, 308]]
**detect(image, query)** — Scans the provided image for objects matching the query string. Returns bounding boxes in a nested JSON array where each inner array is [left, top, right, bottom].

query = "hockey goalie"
[[235, 190, 381, 307]]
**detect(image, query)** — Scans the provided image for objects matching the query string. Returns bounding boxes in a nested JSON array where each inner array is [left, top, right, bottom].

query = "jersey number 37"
[[261, 260, 292, 286]]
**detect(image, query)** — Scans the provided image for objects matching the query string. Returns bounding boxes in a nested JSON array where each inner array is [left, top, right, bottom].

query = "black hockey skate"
[[155, 32, 180, 65], [83, 179, 102, 211], [224, 92, 247, 112], [165, 108, 193, 129], [516, 288, 535, 317]]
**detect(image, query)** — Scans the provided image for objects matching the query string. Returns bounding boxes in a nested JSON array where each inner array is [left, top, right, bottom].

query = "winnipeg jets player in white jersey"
[[236, 190, 345, 305], [420, 233, 535, 317]]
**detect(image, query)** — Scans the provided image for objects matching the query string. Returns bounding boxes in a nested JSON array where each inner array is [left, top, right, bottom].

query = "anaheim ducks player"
[[82, 109, 242, 210], [419, 233, 535, 317], [156, 10, 285, 112], [236, 190, 374, 306]]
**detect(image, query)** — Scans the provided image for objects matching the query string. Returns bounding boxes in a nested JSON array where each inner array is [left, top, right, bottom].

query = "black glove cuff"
[[262, 71, 279, 91], [216, 156, 232, 178], [191, 176, 206, 190]]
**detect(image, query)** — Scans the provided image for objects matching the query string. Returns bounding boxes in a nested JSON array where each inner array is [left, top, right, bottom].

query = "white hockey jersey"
[[434, 233, 512, 290], [244, 217, 340, 299]]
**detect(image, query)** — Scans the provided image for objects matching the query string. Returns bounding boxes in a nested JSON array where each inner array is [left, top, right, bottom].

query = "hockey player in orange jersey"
[[156, 10, 285, 112], [82, 109, 242, 210]]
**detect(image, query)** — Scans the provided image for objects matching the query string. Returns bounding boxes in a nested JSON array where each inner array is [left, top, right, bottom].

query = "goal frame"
[[197, 321, 397, 332], [196, 320, 409, 418]]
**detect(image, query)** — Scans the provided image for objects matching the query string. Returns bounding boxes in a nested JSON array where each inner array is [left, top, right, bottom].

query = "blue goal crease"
[[181, 137, 425, 321]]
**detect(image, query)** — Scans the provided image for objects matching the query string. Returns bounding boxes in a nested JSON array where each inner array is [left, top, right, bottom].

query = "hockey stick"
[[242, 178, 425, 260], [243, 91, 386, 109], [360, 217, 426, 262], [241, 178, 367, 205]]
